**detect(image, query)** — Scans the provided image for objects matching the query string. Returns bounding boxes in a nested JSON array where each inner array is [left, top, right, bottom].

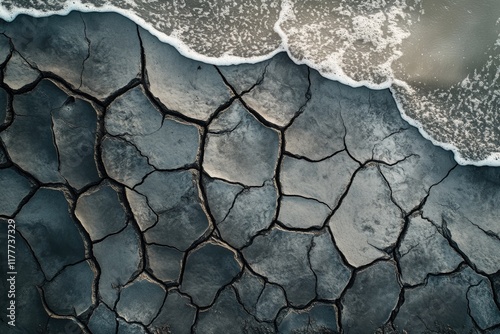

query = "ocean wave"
[[1, 0, 499, 165]]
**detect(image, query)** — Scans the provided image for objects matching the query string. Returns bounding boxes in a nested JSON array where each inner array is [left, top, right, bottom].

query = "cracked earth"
[[0, 12, 500, 334]]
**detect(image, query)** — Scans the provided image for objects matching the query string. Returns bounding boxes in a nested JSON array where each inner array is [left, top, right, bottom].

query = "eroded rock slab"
[[136, 170, 210, 251], [243, 227, 316, 307], [116, 273, 166, 325], [102, 135, 154, 188], [398, 215, 463, 286], [93, 225, 142, 307], [310, 231, 352, 300], [4, 12, 87, 88], [329, 166, 404, 267], [0, 87, 8, 125], [15, 188, 86, 280], [233, 269, 287, 322], [149, 290, 197, 334], [281, 151, 359, 208], [3, 50, 40, 91], [180, 241, 242, 307], [423, 166, 500, 274], [80, 13, 141, 100], [0, 34, 10, 65], [1, 80, 67, 183], [43, 260, 95, 316], [194, 286, 274, 333], [204, 100, 280, 186], [88, 303, 117, 334], [141, 28, 232, 121], [242, 52, 309, 127], [202, 176, 244, 222], [394, 266, 496, 333], [341, 261, 400, 334], [126, 188, 157, 231], [285, 70, 345, 160], [0, 167, 33, 216], [146, 244, 183, 284], [51, 96, 100, 189], [218, 60, 270, 95], [216, 180, 278, 248], [277, 303, 339, 334], [75, 180, 127, 241], [278, 195, 331, 230]]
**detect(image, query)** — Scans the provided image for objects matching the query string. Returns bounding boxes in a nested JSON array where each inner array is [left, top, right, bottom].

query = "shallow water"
[[1, 0, 499, 165]]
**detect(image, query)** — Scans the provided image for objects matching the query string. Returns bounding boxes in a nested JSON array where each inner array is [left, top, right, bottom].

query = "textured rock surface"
[[180, 241, 242, 307], [1, 12, 499, 333], [204, 100, 280, 186], [341, 261, 401, 333], [423, 166, 500, 274], [394, 266, 496, 333], [398, 215, 463, 285], [242, 52, 310, 127], [141, 28, 232, 121], [329, 166, 404, 267]]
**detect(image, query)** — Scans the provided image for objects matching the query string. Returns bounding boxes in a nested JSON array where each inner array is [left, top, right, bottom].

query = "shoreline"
[[1, 5, 499, 166]]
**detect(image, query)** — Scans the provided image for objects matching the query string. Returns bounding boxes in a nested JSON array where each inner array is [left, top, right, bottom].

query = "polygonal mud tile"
[[1, 80, 68, 183], [217, 60, 270, 95], [242, 227, 316, 307], [340, 86, 409, 163], [15, 188, 86, 280], [202, 176, 244, 223], [93, 225, 142, 307], [137, 170, 211, 251], [0, 219, 48, 332], [0, 34, 10, 65], [398, 215, 463, 286], [146, 244, 183, 284], [280, 151, 359, 208], [140, 28, 232, 121], [180, 241, 242, 307], [88, 303, 117, 334], [116, 273, 166, 326], [105, 86, 163, 137], [101, 136, 154, 188], [277, 302, 339, 333], [80, 12, 141, 100], [117, 318, 149, 334], [51, 95, 100, 190], [130, 117, 200, 170], [126, 188, 157, 231], [341, 261, 400, 334], [278, 195, 330, 230], [255, 283, 287, 322], [468, 280, 500, 330], [0, 87, 8, 125], [377, 127, 456, 212], [285, 70, 345, 160], [3, 12, 87, 88], [3, 51, 40, 91], [394, 266, 489, 333], [204, 100, 280, 186], [242, 52, 309, 127], [233, 269, 265, 315], [216, 180, 278, 248], [149, 290, 197, 334], [45, 318, 84, 334], [194, 286, 274, 333], [423, 166, 500, 274], [43, 260, 95, 316], [329, 166, 404, 268], [310, 231, 352, 300], [0, 167, 34, 216], [233, 269, 286, 322], [75, 180, 127, 241]]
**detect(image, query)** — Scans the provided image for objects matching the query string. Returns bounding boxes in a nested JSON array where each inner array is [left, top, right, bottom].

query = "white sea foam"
[[1, 0, 499, 166]]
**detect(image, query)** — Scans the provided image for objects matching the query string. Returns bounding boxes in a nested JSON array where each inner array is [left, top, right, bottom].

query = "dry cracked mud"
[[1, 12, 500, 334]]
